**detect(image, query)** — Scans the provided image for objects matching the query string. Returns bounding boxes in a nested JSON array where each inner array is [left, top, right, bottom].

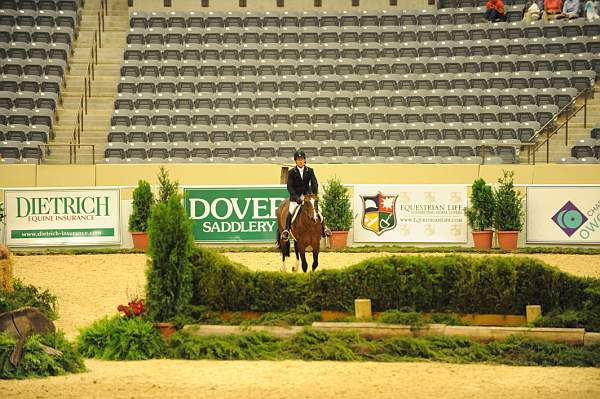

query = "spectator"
[[523, 0, 542, 21], [563, 0, 581, 17], [545, 0, 563, 18], [485, 0, 507, 22], [584, 0, 599, 20]]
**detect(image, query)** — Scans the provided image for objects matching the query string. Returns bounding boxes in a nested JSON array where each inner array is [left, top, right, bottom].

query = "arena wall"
[[2, 164, 599, 249], [2, 164, 600, 190]]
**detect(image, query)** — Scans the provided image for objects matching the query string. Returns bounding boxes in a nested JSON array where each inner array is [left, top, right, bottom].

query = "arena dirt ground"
[[3, 251, 600, 399]]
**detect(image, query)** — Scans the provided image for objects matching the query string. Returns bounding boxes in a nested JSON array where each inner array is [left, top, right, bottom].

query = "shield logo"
[[361, 192, 397, 235]]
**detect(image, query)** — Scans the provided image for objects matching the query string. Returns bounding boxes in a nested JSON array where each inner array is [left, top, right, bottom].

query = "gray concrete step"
[[81, 15, 128, 31]]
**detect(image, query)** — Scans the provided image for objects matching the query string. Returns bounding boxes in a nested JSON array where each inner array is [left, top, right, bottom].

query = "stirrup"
[[324, 226, 332, 237], [281, 229, 290, 241]]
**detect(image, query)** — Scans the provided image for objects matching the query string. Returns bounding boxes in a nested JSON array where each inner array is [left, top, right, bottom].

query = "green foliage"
[[166, 329, 600, 367], [146, 195, 194, 322], [493, 170, 524, 232], [0, 331, 85, 379], [534, 309, 589, 329], [465, 178, 495, 231], [321, 177, 353, 231], [376, 310, 465, 328], [189, 248, 598, 331], [168, 330, 280, 360], [157, 166, 179, 204], [242, 306, 322, 327], [77, 315, 165, 360], [128, 180, 155, 232], [0, 279, 58, 320]]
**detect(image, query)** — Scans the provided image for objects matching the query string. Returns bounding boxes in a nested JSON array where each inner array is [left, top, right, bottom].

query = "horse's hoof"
[[291, 266, 297, 273]]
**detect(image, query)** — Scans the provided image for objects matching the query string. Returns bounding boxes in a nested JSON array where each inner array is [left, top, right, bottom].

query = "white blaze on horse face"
[[310, 197, 318, 221]]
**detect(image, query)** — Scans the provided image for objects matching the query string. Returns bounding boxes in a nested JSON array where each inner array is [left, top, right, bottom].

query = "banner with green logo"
[[184, 186, 288, 243], [4, 189, 121, 246], [526, 186, 600, 244]]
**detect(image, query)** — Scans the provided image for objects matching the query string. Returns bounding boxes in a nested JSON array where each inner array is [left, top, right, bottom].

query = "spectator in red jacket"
[[545, 0, 564, 18], [485, 0, 508, 22]]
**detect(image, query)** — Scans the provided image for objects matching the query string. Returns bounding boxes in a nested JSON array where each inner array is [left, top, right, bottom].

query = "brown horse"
[[276, 194, 322, 273]]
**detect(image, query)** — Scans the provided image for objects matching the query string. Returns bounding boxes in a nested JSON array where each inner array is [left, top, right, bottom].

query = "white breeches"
[[288, 199, 300, 215], [289, 197, 324, 223]]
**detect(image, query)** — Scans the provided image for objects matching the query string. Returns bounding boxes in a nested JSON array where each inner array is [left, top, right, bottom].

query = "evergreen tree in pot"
[[128, 180, 155, 250], [465, 178, 495, 249], [321, 178, 353, 248], [493, 170, 524, 250]]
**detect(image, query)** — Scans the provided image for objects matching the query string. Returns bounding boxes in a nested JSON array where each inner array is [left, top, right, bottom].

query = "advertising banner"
[[184, 186, 288, 242], [353, 185, 468, 243], [526, 186, 600, 244], [4, 189, 121, 246]]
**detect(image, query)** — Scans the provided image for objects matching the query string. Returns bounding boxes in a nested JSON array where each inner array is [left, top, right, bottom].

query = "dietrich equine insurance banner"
[[4, 189, 121, 246], [526, 186, 600, 244], [353, 185, 468, 243], [184, 186, 288, 243]]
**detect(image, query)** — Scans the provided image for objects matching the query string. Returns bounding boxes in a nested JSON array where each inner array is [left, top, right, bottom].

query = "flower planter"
[[497, 231, 519, 250], [472, 230, 494, 249], [154, 322, 176, 338], [131, 232, 149, 250], [329, 231, 349, 249]]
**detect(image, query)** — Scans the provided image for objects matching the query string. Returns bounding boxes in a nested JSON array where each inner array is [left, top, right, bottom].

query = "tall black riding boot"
[[281, 213, 293, 241]]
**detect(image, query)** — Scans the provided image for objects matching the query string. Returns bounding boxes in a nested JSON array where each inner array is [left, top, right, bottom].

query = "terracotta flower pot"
[[472, 230, 494, 249], [329, 231, 349, 249], [131, 232, 149, 250], [497, 231, 519, 250], [154, 322, 176, 338]]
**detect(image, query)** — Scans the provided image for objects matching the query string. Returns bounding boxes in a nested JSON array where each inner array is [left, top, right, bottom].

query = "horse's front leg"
[[292, 241, 300, 272], [299, 247, 309, 273], [311, 247, 319, 272]]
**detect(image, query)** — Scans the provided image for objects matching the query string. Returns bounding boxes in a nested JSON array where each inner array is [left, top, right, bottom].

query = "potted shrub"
[[465, 178, 495, 249], [128, 180, 154, 250], [321, 177, 353, 248], [493, 170, 524, 250]]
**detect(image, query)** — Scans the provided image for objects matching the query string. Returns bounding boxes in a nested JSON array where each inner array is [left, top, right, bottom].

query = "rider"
[[281, 150, 330, 241]]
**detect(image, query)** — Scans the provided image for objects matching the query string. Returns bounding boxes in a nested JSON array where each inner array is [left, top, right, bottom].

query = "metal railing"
[[526, 86, 592, 164], [38, 144, 96, 164], [71, 0, 108, 156]]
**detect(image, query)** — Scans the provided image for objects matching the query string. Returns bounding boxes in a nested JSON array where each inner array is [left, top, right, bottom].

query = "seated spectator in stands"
[[584, 0, 599, 20], [523, 0, 542, 21], [485, 0, 507, 22], [562, 0, 581, 17], [545, 0, 564, 18]]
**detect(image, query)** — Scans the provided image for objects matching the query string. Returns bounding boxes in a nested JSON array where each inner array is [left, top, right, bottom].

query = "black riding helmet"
[[293, 150, 306, 160]]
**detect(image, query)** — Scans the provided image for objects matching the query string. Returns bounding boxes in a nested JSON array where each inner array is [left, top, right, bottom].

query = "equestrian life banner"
[[184, 186, 288, 243], [353, 185, 468, 243], [526, 186, 600, 244], [4, 188, 121, 246]]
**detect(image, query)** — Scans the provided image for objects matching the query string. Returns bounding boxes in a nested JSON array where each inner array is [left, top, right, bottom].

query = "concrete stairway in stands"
[[525, 83, 600, 164], [44, 0, 128, 164]]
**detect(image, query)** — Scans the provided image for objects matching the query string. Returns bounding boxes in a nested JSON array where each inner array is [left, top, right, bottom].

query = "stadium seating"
[[0, 0, 81, 164], [104, 8, 600, 164]]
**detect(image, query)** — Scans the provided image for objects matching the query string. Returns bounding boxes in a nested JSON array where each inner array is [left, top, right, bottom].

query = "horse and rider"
[[276, 150, 331, 272]]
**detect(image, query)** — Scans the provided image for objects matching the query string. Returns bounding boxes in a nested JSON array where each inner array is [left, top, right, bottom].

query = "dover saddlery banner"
[[4, 189, 121, 246], [184, 186, 288, 243], [527, 186, 600, 244], [353, 185, 468, 243]]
